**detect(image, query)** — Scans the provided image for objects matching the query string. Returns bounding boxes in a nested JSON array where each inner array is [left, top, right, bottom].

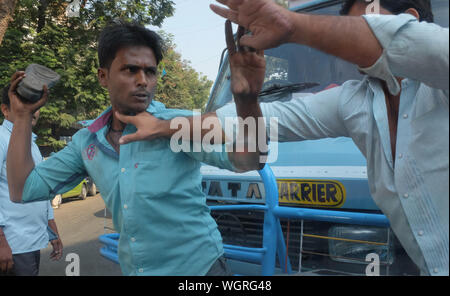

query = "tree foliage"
[[0, 0, 213, 154], [157, 32, 213, 112]]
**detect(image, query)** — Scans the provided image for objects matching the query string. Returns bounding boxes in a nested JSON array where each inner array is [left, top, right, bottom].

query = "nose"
[[135, 70, 148, 88]]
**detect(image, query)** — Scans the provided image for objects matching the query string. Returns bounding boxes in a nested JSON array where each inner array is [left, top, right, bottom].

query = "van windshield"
[[205, 3, 362, 112], [205, 0, 449, 112]]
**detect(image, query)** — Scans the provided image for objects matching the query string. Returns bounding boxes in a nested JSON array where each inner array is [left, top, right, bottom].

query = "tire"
[[88, 182, 97, 196], [52, 194, 62, 208], [79, 184, 88, 200]]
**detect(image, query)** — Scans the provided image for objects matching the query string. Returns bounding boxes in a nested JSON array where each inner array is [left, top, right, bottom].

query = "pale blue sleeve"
[[216, 84, 350, 143], [361, 14, 449, 95]]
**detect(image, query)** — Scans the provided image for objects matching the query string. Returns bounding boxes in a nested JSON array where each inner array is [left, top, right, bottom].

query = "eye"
[[126, 66, 139, 73], [145, 68, 157, 76]]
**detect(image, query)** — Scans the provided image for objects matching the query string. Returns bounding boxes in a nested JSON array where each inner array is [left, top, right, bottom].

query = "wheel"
[[79, 184, 88, 200], [88, 182, 97, 196], [52, 194, 62, 208]]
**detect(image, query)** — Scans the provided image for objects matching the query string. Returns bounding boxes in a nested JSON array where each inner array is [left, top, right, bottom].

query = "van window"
[[206, 0, 449, 112]]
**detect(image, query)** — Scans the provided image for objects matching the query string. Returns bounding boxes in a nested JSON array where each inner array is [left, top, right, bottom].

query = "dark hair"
[[340, 0, 434, 22], [98, 19, 164, 69], [1, 85, 10, 107]]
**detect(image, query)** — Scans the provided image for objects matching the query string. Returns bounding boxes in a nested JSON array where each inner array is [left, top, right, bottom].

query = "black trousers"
[[11, 250, 41, 276], [205, 256, 232, 276]]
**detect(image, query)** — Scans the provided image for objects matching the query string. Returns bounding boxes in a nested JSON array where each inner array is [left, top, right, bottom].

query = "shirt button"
[[138, 268, 144, 273], [433, 268, 439, 274], [121, 168, 126, 173], [398, 153, 403, 159], [123, 204, 128, 209], [418, 230, 424, 236], [131, 237, 136, 242], [403, 193, 409, 199], [403, 114, 408, 119]]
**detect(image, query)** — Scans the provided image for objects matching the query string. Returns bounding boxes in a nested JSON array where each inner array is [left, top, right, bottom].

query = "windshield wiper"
[[259, 82, 320, 97]]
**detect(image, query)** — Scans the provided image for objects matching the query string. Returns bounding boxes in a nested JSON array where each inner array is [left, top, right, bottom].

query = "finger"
[[225, 20, 236, 55], [9, 73, 25, 95], [31, 84, 48, 110], [115, 111, 135, 125], [239, 34, 266, 50], [57, 249, 63, 260], [118, 132, 144, 145], [216, 0, 244, 10], [7, 260, 14, 272], [237, 26, 245, 52], [9, 71, 25, 84], [210, 4, 239, 23]]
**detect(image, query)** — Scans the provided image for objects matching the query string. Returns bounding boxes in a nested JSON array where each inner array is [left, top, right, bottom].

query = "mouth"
[[131, 92, 151, 102]]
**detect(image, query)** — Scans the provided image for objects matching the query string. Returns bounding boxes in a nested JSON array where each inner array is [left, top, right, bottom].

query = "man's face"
[[1, 104, 40, 127], [98, 46, 158, 115]]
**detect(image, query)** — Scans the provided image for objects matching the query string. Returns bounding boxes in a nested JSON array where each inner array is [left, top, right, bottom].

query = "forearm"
[[0, 227, 7, 246], [167, 112, 226, 144], [289, 13, 382, 68], [47, 219, 59, 236], [228, 99, 266, 171], [7, 115, 35, 203]]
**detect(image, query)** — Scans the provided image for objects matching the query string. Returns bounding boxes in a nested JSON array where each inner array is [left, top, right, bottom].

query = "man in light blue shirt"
[[210, 0, 449, 275], [5, 20, 265, 275], [0, 85, 63, 276]]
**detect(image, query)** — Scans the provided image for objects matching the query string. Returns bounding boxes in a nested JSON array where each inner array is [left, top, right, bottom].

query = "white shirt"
[[217, 14, 449, 275]]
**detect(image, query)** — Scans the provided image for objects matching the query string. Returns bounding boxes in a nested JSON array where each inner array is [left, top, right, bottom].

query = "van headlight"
[[328, 226, 394, 265]]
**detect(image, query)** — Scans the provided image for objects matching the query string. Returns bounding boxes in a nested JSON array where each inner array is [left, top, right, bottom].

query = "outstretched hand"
[[115, 111, 168, 145], [211, 0, 295, 50], [225, 20, 266, 101]]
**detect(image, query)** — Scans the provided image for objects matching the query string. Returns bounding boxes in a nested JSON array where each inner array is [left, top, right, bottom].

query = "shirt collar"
[[2, 119, 37, 141], [87, 100, 167, 134]]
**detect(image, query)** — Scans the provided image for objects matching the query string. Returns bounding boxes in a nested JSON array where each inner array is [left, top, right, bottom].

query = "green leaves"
[[0, 0, 211, 154], [157, 32, 213, 112]]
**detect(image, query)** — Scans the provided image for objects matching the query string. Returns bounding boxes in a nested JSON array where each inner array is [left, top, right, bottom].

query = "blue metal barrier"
[[99, 233, 119, 264], [98, 164, 390, 276], [210, 164, 293, 275]]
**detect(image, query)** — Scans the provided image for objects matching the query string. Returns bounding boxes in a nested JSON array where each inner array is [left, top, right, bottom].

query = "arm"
[[47, 218, 63, 261], [0, 227, 14, 273], [6, 72, 48, 203], [210, 0, 382, 68], [360, 14, 449, 92], [211, 0, 450, 92], [116, 21, 267, 171]]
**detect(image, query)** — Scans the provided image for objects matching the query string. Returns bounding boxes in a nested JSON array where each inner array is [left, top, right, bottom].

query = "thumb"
[[32, 84, 49, 110], [115, 111, 135, 125], [240, 34, 275, 50], [239, 34, 261, 50], [119, 132, 143, 145]]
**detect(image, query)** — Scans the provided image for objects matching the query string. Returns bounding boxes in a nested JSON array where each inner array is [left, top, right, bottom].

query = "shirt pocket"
[[135, 139, 172, 162], [131, 159, 178, 198]]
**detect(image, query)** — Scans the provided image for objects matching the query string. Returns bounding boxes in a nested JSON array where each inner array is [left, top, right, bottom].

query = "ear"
[[1, 104, 9, 118], [405, 8, 420, 20], [97, 68, 109, 88]]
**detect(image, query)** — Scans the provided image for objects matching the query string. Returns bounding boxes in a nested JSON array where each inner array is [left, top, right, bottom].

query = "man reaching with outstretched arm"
[[211, 0, 449, 276]]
